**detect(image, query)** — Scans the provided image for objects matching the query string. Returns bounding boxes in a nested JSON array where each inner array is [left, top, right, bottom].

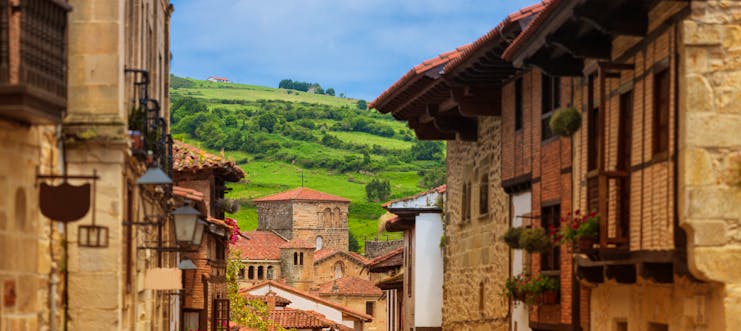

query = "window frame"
[[540, 204, 561, 271], [366, 301, 375, 316], [514, 77, 523, 131], [652, 68, 670, 157], [479, 176, 489, 216]]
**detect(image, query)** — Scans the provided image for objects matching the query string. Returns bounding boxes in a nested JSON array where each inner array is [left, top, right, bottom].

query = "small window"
[[541, 74, 561, 113], [366, 301, 375, 316], [653, 68, 670, 156], [479, 176, 489, 215], [215, 240, 225, 261], [267, 266, 274, 280], [541, 204, 561, 271], [334, 262, 344, 279], [257, 266, 264, 280], [299, 252, 304, 266], [462, 182, 472, 221], [248, 266, 254, 279], [616, 321, 628, 331], [238, 268, 245, 279], [648, 323, 668, 331], [293, 252, 298, 265], [542, 114, 555, 141], [515, 78, 523, 131], [213, 298, 230, 331]]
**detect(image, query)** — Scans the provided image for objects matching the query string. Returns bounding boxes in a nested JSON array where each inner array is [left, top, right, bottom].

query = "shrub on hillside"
[[365, 178, 391, 202]]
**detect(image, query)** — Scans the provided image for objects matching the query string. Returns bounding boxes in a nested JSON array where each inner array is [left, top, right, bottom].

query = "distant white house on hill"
[[207, 76, 230, 83]]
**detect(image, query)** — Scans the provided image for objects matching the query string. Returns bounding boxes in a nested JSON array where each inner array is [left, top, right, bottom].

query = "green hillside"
[[170, 75, 445, 253]]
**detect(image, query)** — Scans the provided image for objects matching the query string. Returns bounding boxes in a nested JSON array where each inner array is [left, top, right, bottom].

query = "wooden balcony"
[[0, 0, 70, 125]]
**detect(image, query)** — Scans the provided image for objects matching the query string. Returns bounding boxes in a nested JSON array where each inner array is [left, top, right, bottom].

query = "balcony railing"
[[0, 0, 69, 124]]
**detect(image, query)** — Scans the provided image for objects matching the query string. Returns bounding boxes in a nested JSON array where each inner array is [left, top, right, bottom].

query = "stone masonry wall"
[[256, 201, 294, 239], [364, 240, 403, 258], [443, 116, 510, 331], [0, 122, 60, 331], [679, 1, 741, 330], [292, 201, 349, 251]]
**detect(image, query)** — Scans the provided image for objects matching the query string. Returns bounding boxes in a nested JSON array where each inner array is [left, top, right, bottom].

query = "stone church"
[[234, 187, 387, 330], [253, 187, 350, 251]]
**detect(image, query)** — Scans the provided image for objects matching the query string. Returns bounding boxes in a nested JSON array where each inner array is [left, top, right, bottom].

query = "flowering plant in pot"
[[503, 227, 524, 249], [523, 275, 559, 305], [519, 227, 552, 253], [559, 210, 600, 250], [501, 274, 529, 302]]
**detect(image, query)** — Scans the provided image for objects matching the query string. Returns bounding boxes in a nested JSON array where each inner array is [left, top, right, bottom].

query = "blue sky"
[[170, 0, 538, 101]]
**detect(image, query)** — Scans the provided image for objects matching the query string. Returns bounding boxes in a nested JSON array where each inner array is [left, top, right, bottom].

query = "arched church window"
[[316, 236, 323, 250], [334, 261, 344, 279], [267, 266, 274, 280], [299, 252, 304, 265], [322, 208, 332, 226], [248, 266, 254, 279], [293, 252, 298, 265], [334, 207, 341, 227], [257, 266, 264, 280]]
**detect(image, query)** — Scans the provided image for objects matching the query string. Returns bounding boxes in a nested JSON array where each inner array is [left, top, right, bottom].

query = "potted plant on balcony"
[[519, 227, 552, 253], [501, 274, 528, 303], [503, 227, 523, 249], [549, 107, 582, 137], [526, 275, 559, 305], [559, 210, 600, 251]]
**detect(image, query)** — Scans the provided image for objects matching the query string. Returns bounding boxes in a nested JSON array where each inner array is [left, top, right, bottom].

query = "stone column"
[[679, 1, 741, 330], [63, 0, 128, 329]]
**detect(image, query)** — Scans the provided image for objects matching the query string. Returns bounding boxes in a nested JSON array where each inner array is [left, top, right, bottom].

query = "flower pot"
[[540, 290, 558, 305], [129, 130, 143, 150], [577, 237, 595, 251]]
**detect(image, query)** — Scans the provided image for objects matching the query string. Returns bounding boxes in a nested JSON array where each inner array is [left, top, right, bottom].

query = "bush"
[[365, 178, 391, 202], [549, 107, 582, 137]]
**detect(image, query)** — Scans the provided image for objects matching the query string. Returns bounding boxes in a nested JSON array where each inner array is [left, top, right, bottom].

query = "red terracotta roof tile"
[[243, 280, 373, 321], [502, 0, 560, 61], [237, 289, 292, 306], [315, 276, 383, 297], [233, 231, 288, 260], [444, 1, 549, 74], [267, 308, 335, 329], [253, 187, 350, 203], [367, 247, 403, 270], [370, 45, 470, 110], [173, 140, 245, 182], [172, 186, 204, 202]]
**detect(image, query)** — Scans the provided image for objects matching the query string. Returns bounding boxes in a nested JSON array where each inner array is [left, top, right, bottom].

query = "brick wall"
[[572, 3, 682, 251], [443, 116, 510, 331]]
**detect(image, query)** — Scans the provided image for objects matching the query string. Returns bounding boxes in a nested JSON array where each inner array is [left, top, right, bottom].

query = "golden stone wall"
[[0, 122, 61, 331], [679, 1, 741, 330], [63, 0, 174, 330], [321, 294, 386, 331], [443, 117, 510, 331], [292, 201, 349, 251]]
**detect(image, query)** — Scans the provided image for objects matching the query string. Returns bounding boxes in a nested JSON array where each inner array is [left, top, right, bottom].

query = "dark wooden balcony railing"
[[0, 0, 70, 124]]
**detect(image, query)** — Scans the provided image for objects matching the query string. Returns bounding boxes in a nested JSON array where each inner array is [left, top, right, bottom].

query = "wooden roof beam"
[[574, 1, 649, 37], [449, 87, 501, 117]]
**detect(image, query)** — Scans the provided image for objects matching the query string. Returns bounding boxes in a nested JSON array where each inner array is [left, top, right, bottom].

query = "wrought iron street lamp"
[[192, 219, 207, 247]]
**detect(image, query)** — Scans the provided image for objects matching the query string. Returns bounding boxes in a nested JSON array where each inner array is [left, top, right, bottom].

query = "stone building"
[[374, 0, 741, 331], [254, 187, 350, 251], [1, 0, 179, 330], [381, 186, 446, 331], [501, 0, 741, 330], [370, 4, 546, 331], [173, 141, 245, 331], [0, 1, 70, 329], [367, 247, 404, 331]]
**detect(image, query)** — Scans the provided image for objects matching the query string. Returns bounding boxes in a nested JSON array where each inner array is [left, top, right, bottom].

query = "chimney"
[[265, 291, 277, 311]]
